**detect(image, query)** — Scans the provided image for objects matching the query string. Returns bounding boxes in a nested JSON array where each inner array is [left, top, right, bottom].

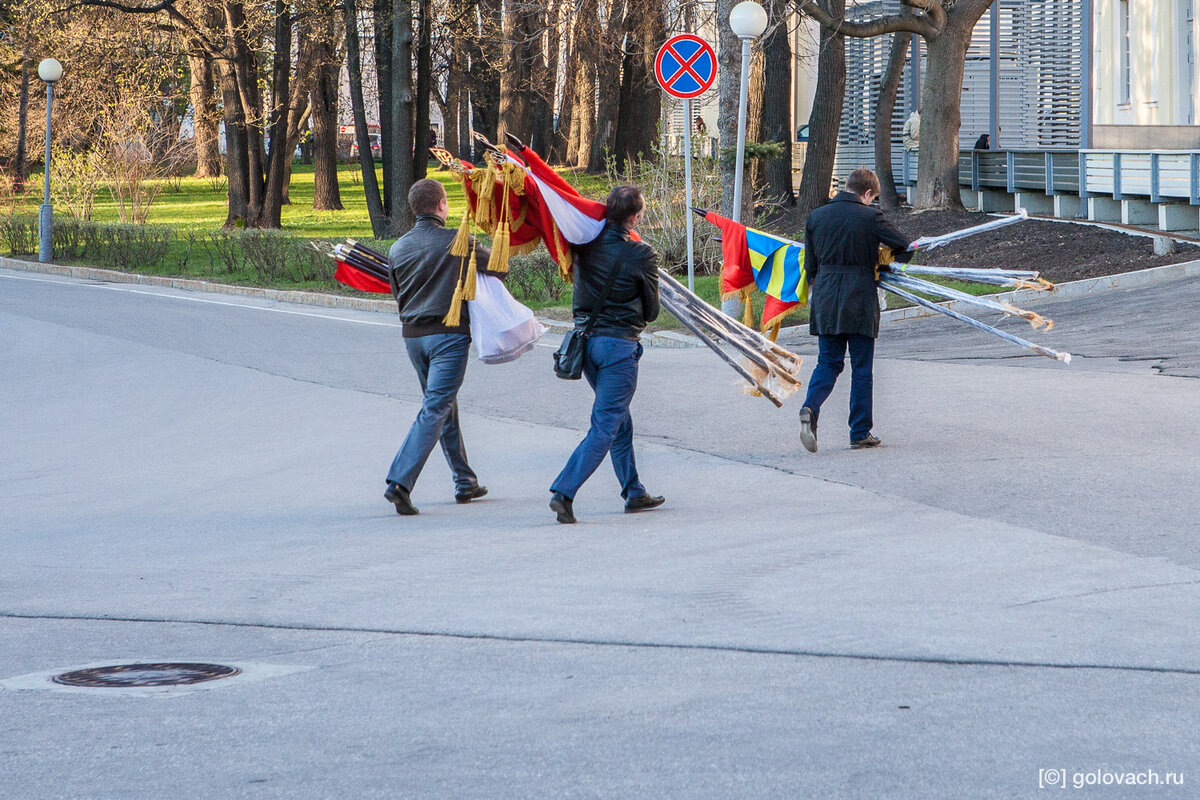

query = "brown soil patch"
[[768, 206, 1200, 283]]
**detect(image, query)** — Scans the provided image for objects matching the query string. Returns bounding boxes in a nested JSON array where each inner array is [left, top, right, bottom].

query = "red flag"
[[334, 261, 391, 294], [702, 212, 754, 299]]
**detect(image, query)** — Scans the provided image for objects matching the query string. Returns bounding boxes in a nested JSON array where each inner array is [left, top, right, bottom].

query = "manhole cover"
[[51, 662, 242, 688]]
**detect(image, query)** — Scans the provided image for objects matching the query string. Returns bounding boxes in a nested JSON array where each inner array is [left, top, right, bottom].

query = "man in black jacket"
[[383, 178, 494, 515], [798, 167, 914, 452], [548, 186, 665, 524]]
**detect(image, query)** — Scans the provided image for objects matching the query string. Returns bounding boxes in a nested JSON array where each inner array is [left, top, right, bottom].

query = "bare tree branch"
[[796, 0, 940, 39], [65, 0, 176, 14]]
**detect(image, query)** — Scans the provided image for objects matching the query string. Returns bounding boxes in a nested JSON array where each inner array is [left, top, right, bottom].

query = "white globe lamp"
[[38, 58, 63, 83], [729, 1, 768, 39]]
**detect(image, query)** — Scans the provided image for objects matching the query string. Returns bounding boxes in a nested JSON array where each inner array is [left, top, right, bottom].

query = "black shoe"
[[799, 406, 818, 453], [851, 434, 882, 450], [624, 495, 665, 513], [455, 486, 488, 504], [384, 482, 419, 515], [549, 492, 576, 524]]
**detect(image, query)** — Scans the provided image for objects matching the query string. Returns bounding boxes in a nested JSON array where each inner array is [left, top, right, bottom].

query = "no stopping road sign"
[[655, 35, 717, 99]]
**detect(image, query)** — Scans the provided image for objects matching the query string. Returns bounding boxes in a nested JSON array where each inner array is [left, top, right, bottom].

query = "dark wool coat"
[[804, 192, 914, 338]]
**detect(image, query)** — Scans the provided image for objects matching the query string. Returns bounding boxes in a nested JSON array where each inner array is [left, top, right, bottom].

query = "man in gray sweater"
[[383, 179, 494, 515]]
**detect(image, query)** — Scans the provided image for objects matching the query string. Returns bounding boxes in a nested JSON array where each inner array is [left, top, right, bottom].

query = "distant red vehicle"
[[350, 133, 382, 161]]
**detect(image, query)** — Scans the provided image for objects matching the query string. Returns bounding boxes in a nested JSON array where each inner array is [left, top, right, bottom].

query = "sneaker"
[[624, 495, 665, 513], [384, 482, 419, 515], [549, 492, 576, 524], [850, 434, 882, 450], [798, 407, 818, 453], [455, 486, 488, 504]]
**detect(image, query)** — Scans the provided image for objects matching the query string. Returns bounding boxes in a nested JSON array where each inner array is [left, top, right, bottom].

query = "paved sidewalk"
[[2, 269, 1196, 798]]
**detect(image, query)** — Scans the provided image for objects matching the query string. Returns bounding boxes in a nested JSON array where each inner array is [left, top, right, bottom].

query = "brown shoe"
[[850, 434, 882, 450], [624, 495, 665, 513]]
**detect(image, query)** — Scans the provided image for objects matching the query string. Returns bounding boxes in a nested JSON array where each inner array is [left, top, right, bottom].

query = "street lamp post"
[[38, 58, 63, 264], [729, 1, 767, 224]]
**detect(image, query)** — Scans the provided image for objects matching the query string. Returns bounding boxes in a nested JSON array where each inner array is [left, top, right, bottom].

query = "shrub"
[[603, 144, 726, 276], [207, 229, 333, 284], [49, 147, 104, 221], [507, 248, 568, 304], [0, 215, 39, 255]]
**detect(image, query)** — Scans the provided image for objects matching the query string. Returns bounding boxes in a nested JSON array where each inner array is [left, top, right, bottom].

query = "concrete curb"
[[5, 253, 1197, 349]]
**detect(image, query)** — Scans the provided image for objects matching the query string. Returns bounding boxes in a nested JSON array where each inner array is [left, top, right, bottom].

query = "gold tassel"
[[486, 179, 513, 273], [449, 186, 472, 258], [767, 320, 782, 342], [740, 287, 755, 328], [463, 242, 478, 300], [442, 280, 465, 327], [487, 220, 511, 273]]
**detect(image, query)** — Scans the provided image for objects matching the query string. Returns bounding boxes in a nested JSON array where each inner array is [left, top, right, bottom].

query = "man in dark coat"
[[383, 179, 498, 515], [798, 167, 914, 452], [548, 186, 664, 524]]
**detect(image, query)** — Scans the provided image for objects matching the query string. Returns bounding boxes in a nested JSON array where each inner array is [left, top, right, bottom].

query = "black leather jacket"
[[388, 214, 493, 337], [571, 223, 660, 340]]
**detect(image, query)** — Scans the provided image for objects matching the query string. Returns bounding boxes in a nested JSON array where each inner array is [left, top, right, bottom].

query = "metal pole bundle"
[[879, 280, 1071, 363], [880, 271, 1054, 331], [657, 269, 805, 407], [908, 208, 1029, 252], [885, 263, 1054, 291]]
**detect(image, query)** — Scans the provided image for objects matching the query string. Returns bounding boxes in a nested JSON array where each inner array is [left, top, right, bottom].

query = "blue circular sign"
[[655, 35, 717, 99]]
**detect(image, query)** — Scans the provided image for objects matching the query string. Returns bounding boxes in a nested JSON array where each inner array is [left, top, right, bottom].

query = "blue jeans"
[[802, 333, 876, 442], [551, 336, 647, 501], [387, 333, 479, 493]]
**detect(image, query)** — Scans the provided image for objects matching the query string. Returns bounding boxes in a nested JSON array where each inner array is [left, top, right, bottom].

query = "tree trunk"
[[414, 0, 433, 180], [443, 35, 464, 160], [261, 0, 292, 228], [311, 21, 344, 211], [468, 0, 502, 159], [567, 0, 598, 167], [875, 31, 911, 211], [555, 16, 579, 164], [390, 0, 416, 234], [498, 3, 536, 141], [530, 5, 557, 157], [375, 0, 394, 215], [716, 0, 741, 217], [913, 26, 969, 210], [282, 24, 319, 207], [188, 50, 222, 179], [760, 2, 795, 206], [612, 0, 665, 170], [215, 57, 251, 227], [14, 54, 30, 193], [345, 0, 387, 235], [588, 0, 626, 172], [223, 1, 267, 224], [796, 0, 845, 218]]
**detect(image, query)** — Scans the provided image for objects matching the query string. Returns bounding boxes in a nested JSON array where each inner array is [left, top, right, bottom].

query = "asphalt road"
[[2, 269, 1197, 799]]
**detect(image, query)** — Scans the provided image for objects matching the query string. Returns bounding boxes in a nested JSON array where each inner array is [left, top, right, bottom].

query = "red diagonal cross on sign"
[[664, 44, 707, 88]]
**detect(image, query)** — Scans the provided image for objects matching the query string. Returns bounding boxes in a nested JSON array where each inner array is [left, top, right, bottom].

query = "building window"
[[1120, 0, 1132, 104]]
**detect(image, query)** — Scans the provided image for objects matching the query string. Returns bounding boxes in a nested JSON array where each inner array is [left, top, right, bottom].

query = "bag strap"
[[580, 239, 639, 336]]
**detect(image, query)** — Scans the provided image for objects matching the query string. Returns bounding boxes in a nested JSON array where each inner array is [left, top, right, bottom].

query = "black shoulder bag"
[[553, 241, 636, 380]]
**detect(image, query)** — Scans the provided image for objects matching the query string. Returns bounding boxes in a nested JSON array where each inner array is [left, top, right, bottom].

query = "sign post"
[[655, 34, 717, 293]]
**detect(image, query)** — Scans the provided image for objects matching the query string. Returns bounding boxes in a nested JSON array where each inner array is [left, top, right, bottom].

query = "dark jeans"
[[551, 336, 647, 501], [802, 333, 876, 442], [386, 333, 479, 493]]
